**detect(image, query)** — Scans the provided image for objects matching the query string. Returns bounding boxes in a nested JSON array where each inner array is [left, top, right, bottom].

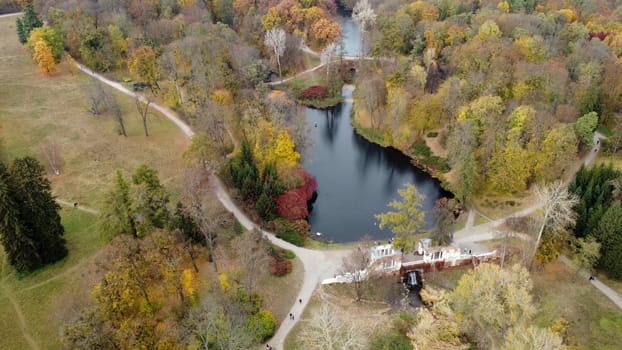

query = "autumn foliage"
[[300, 85, 328, 100], [33, 40, 56, 75], [276, 170, 317, 220]]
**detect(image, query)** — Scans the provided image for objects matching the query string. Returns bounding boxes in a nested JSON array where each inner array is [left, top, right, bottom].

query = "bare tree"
[[264, 28, 286, 81], [340, 245, 372, 302], [183, 166, 220, 273], [40, 138, 62, 175], [323, 42, 336, 81], [352, 0, 376, 58], [494, 229, 513, 269], [297, 304, 367, 350], [135, 96, 152, 137], [85, 77, 108, 115], [107, 94, 127, 137], [530, 181, 578, 270], [233, 229, 270, 304]]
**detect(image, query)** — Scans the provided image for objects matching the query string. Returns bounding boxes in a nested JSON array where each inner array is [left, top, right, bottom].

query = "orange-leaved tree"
[[33, 39, 56, 75]]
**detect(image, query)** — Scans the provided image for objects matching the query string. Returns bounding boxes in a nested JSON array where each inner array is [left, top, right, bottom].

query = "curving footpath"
[[74, 62, 350, 349], [75, 60, 617, 347]]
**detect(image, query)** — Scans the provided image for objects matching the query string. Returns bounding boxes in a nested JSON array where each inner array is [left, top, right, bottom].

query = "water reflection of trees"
[[322, 104, 341, 145]]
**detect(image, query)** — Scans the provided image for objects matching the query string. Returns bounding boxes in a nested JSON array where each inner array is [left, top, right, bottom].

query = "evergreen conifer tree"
[[593, 202, 622, 279], [16, 18, 26, 44], [9, 157, 67, 265], [0, 158, 66, 272], [99, 171, 136, 238], [170, 202, 204, 245], [16, 4, 42, 44], [0, 162, 41, 272], [131, 165, 169, 236]]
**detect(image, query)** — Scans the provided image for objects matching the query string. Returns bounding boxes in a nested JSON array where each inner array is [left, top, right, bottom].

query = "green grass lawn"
[[0, 13, 189, 349], [0, 209, 103, 350], [532, 261, 622, 349]]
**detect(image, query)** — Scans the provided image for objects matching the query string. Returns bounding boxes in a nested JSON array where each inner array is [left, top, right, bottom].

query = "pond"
[[303, 86, 451, 243]]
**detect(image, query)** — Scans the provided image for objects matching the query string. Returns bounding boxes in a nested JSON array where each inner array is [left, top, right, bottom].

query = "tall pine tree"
[[593, 202, 622, 279], [99, 171, 136, 238], [0, 162, 41, 272], [15, 4, 42, 44], [0, 158, 66, 273], [10, 157, 67, 265]]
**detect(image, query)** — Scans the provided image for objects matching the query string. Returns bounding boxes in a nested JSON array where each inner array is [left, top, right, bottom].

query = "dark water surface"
[[303, 87, 450, 242]]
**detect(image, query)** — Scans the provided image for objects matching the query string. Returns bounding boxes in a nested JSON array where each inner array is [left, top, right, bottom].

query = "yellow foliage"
[[421, 3, 439, 21], [497, 1, 510, 13], [444, 24, 468, 46], [210, 88, 233, 105], [181, 269, 198, 299], [514, 35, 545, 62], [253, 120, 300, 173], [424, 29, 439, 50], [177, 0, 196, 6], [33, 40, 56, 75], [558, 8, 578, 23], [218, 273, 231, 293], [512, 81, 531, 99]]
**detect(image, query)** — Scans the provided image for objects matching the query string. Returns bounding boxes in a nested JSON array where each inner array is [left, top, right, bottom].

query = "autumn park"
[[1, 0, 622, 349]]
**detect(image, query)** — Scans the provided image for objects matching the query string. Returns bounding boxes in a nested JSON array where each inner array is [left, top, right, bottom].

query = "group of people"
[[265, 299, 304, 350]]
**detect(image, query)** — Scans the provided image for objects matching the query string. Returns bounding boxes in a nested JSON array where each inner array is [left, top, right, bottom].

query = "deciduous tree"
[[530, 181, 578, 270], [573, 111, 598, 147], [451, 264, 535, 348], [376, 183, 426, 253], [33, 40, 57, 75], [340, 244, 372, 301], [264, 28, 286, 81], [233, 229, 269, 304], [129, 46, 160, 93], [297, 304, 366, 349], [571, 237, 600, 277], [352, 0, 376, 57]]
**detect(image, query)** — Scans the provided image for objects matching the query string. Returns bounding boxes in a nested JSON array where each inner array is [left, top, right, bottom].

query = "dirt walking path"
[[559, 255, 622, 311], [75, 62, 351, 350], [0, 285, 40, 350], [56, 199, 98, 215], [76, 58, 610, 348]]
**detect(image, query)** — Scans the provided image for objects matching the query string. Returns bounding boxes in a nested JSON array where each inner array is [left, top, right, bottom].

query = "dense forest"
[[351, 0, 622, 203]]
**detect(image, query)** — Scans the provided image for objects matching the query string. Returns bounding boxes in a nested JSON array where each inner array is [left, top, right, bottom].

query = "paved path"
[[76, 56, 611, 348], [211, 177, 350, 349], [559, 255, 622, 311], [0, 11, 21, 18], [75, 63, 194, 138], [453, 134, 605, 252], [75, 61, 350, 349]]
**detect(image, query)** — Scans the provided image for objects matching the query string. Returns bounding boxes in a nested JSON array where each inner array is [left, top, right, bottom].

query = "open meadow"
[[0, 12, 194, 349], [0, 14, 189, 208]]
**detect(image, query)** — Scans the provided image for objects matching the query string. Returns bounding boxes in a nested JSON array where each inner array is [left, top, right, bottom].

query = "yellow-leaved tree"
[[33, 39, 56, 75], [253, 120, 300, 174]]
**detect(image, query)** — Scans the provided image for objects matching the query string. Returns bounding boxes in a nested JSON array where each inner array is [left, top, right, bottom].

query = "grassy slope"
[[0, 14, 189, 349], [0, 15, 305, 349], [0, 16, 189, 209]]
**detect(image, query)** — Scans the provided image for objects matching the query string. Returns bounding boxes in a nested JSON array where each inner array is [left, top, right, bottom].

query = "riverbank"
[[348, 90, 455, 195]]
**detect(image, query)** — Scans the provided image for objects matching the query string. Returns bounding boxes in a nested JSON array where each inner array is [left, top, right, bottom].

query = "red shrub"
[[588, 32, 609, 41], [300, 85, 328, 100], [276, 171, 317, 220], [270, 256, 292, 276]]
